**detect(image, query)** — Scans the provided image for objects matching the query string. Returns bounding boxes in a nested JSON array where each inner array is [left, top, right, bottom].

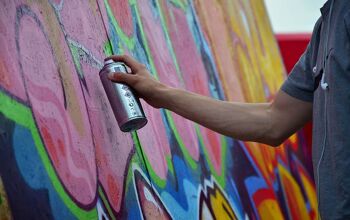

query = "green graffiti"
[[133, 2, 201, 172], [102, 0, 228, 188], [103, 0, 228, 191], [132, 132, 167, 188], [104, 0, 136, 51], [155, 0, 185, 83], [166, 155, 175, 176], [152, 1, 229, 178], [69, 45, 83, 78], [165, 110, 198, 170], [103, 41, 114, 57], [169, 0, 188, 10], [131, 3, 158, 78], [98, 186, 117, 220], [196, 125, 228, 188], [0, 91, 97, 219], [125, 150, 142, 193]]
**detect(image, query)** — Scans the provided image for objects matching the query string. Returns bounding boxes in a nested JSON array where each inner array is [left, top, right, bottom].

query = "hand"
[[105, 55, 169, 108]]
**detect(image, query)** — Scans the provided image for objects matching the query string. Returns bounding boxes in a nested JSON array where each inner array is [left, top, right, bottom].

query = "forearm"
[[106, 55, 312, 146], [158, 87, 275, 144]]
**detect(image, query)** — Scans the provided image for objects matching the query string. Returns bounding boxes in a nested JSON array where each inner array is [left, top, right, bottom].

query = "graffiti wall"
[[0, 0, 317, 219]]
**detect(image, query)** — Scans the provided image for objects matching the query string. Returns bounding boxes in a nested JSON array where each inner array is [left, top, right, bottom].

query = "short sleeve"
[[281, 18, 322, 103], [281, 44, 315, 102]]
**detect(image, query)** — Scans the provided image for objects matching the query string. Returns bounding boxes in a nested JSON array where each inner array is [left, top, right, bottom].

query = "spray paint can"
[[99, 59, 147, 132]]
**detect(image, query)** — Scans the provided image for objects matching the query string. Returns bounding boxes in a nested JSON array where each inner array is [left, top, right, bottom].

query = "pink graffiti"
[[56, 0, 136, 212], [160, 2, 224, 174], [60, 0, 106, 58], [138, 0, 200, 166], [7, 1, 137, 213], [0, 2, 26, 100], [17, 6, 97, 205], [107, 0, 134, 37]]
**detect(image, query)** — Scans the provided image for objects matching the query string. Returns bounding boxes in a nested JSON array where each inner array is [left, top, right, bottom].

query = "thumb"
[[108, 72, 136, 86]]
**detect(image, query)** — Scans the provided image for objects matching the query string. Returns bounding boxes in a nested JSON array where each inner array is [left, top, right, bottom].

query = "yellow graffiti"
[[279, 164, 312, 219], [0, 177, 12, 220], [194, 0, 285, 102], [200, 180, 238, 220], [257, 199, 284, 220]]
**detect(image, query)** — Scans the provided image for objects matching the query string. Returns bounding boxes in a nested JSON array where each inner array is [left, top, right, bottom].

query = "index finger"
[[105, 54, 144, 71]]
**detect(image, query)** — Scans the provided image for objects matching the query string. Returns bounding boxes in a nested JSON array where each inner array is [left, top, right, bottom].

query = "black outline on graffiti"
[[132, 165, 173, 220], [198, 177, 238, 220]]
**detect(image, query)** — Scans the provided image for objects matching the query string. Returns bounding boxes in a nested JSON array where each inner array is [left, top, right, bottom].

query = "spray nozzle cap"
[[104, 59, 114, 65]]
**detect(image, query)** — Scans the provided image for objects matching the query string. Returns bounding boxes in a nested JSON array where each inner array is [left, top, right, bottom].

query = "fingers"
[[105, 55, 145, 72], [108, 72, 137, 86]]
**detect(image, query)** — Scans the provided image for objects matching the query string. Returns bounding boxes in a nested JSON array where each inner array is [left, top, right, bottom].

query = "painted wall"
[[0, 0, 317, 219]]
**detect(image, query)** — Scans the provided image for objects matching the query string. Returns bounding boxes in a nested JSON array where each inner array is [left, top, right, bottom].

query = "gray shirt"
[[281, 0, 350, 219]]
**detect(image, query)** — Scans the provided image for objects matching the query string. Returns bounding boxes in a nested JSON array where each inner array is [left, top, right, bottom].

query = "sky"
[[264, 0, 327, 33]]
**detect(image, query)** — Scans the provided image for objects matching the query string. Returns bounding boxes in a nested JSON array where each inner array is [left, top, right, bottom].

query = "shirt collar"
[[320, 0, 332, 17]]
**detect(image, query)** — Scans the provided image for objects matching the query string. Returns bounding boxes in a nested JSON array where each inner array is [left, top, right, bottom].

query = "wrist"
[[154, 85, 178, 109]]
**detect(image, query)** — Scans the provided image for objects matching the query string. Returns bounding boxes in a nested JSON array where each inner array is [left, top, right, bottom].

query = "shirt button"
[[313, 66, 317, 73]]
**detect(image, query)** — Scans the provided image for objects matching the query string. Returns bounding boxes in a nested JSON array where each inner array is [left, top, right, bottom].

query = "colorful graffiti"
[[0, 177, 12, 220], [0, 0, 317, 219]]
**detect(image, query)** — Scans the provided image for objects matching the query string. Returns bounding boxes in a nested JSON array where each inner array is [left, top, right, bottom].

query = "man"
[[107, 0, 350, 218]]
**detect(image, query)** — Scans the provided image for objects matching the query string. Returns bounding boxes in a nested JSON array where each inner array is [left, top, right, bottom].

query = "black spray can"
[[99, 59, 147, 132]]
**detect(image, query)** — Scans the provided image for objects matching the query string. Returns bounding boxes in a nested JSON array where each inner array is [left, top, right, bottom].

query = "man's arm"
[[159, 88, 312, 146], [107, 55, 312, 146]]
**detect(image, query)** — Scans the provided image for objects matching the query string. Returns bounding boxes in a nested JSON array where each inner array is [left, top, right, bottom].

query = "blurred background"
[[265, 0, 327, 71], [265, 0, 327, 33]]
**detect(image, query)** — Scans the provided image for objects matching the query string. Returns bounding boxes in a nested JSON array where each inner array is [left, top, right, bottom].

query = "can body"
[[99, 60, 147, 132]]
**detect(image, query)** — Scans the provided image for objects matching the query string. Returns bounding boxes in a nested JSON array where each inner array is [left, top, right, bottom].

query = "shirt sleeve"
[[281, 18, 322, 103], [281, 44, 315, 102]]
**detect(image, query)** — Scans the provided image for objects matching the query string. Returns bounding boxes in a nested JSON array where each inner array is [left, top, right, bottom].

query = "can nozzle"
[[104, 59, 114, 65]]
